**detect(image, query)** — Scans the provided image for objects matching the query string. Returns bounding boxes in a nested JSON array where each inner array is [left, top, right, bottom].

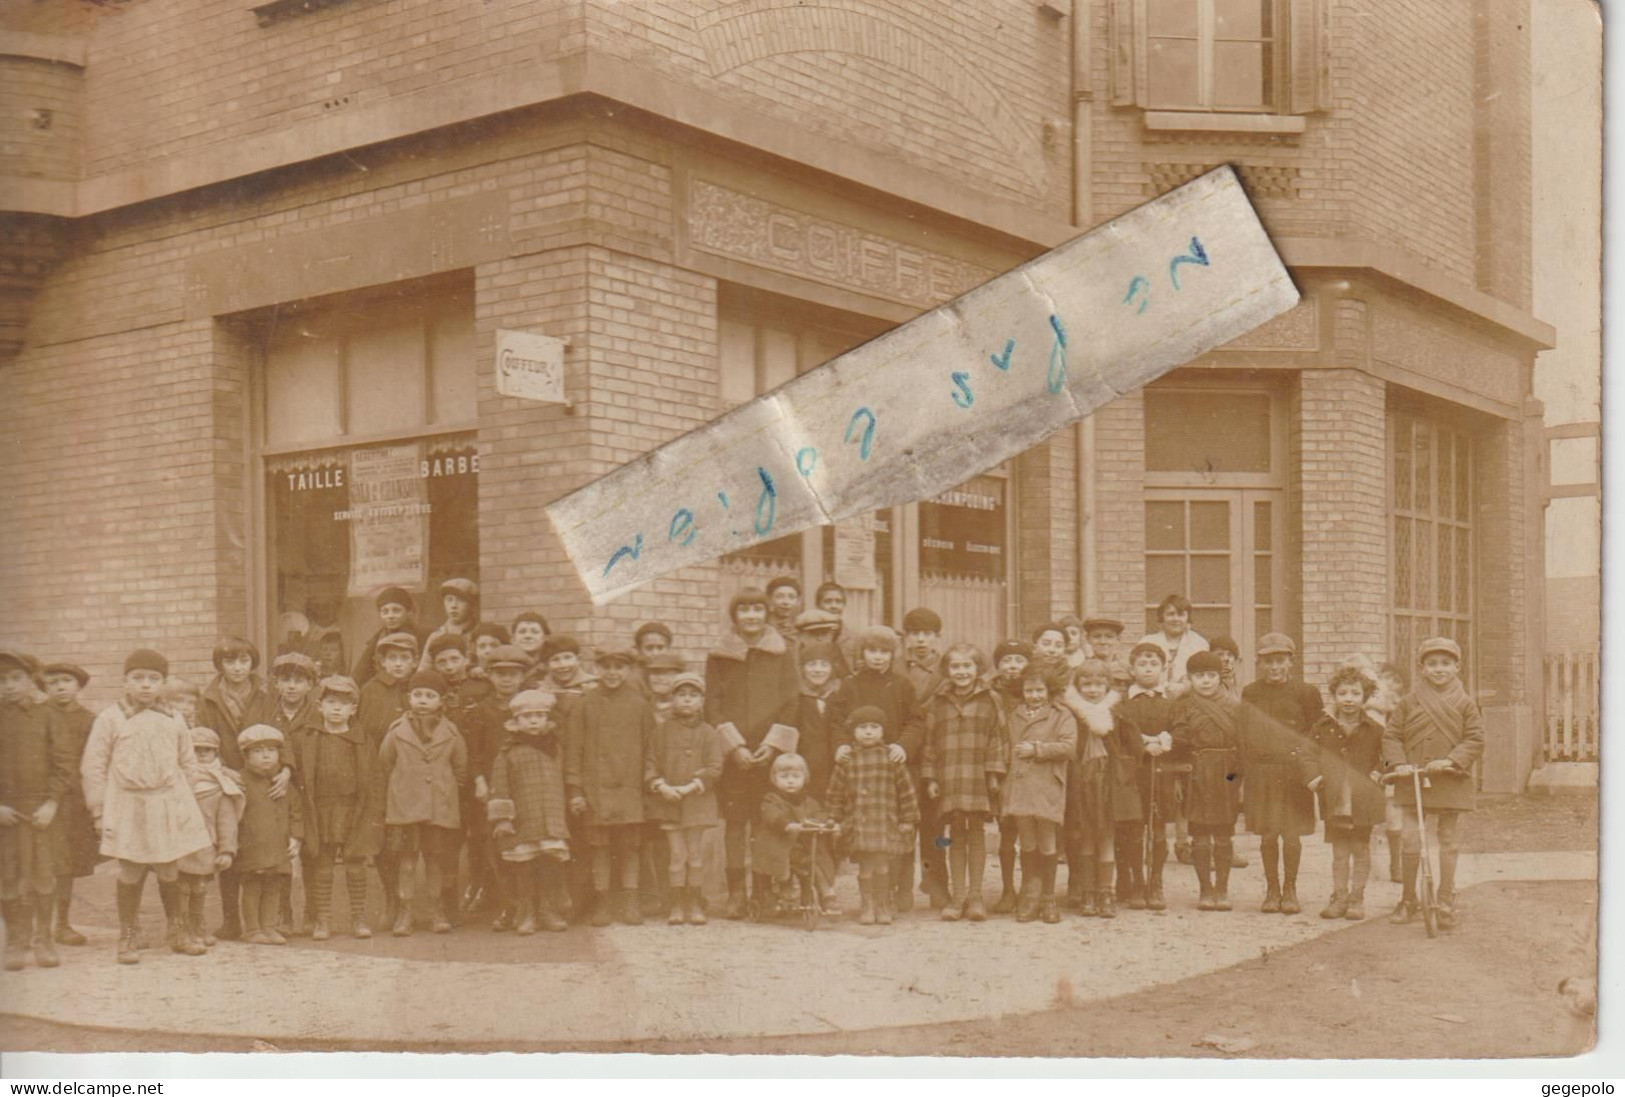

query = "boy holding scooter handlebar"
[[1380, 637, 1486, 930]]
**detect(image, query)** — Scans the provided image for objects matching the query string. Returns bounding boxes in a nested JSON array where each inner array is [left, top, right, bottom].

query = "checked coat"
[[919, 683, 1007, 817], [825, 743, 920, 857], [488, 734, 570, 848]]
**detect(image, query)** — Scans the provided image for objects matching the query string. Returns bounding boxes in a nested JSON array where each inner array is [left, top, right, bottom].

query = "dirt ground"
[[1461, 792, 1599, 853], [1, 878, 1596, 1060]]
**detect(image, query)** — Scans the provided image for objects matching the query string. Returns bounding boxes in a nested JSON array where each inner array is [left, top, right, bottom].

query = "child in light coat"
[[1002, 672, 1076, 924], [378, 669, 467, 937], [80, 650, 212, 965]]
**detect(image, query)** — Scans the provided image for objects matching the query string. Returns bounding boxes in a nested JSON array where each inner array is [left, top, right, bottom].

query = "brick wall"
[[1090, 392, 1146, 631], [1295, 368, 1388, 685], [1015, 428, 1079, 632], [0, 57, 82, 182]]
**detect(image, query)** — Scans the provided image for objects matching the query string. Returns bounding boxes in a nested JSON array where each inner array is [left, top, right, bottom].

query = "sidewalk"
[[1, 835, 1594, 1049]]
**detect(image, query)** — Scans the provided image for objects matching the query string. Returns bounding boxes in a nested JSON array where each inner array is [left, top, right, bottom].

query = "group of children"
[[0, 577, 1486, 968]]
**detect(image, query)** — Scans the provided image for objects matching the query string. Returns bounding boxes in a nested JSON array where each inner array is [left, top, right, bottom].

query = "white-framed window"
[[1389, 409, 1476, 687]]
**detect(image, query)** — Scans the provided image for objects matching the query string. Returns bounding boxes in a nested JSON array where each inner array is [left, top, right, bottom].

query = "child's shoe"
[[1213, 888, 1232, 912], [34, 933, 60, 969], [392, 905, 414, 937], [991, 887, 1018, 915], [1127, 883, 1147, 911], [876, 883, 894, 926], [857, 880, 877, 926], [1040, 897, 1061, 924], [4, 901, 29, 970], [668, 888, 687, 926], [1079, 889, 1098, 917], [1145, 877, 1167, 912], [687, 888, 708, 926], [892, 878, 913, 914], [215, 916, 243, 943], [312, 918, 331, 942], [1320, 891, 1348, 920], [1260, 884, 1282, 914], [515, 899, 537, 936], [1280, 882, 1301, 915], [619, 889, 644, 926], [263, 928, 288, 945], [170, 916, 205, 956], [117, 925, 141, 965], [940, 895, 964, 922], [54, 896, 87, 947], [1096, 887, 1116, 919], [964, 893, 988, 922], [1196, 884, 1216, 912], [353, 915, 373, 940], [490, 906, 515, 933], [1436, 891, 1459, 930], [1344, 888, 1366, 921], [431, 903, 452, 934], [1389, 899, 1416, 925], [589, 891, 613, 928], [1015, 883, 1041, 923]]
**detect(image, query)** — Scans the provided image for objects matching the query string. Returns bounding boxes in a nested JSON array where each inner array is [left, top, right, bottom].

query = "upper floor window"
[[1112, 0, 1327, 117]]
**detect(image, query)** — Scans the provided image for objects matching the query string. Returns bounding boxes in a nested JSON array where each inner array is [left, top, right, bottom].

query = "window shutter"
[[1110, 0, 1146, 106], [1287, 0, 1329, 114]]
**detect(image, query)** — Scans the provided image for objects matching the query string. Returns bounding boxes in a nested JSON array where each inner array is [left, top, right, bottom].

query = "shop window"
[[256, 279, 478, 672], [1111, 0, 1327, 115], [1390, 411, 1475, 683]]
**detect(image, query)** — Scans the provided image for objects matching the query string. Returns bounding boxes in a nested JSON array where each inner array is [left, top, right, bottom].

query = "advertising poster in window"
[[832, 513, 879, 590], [346, 442, 429, 596], [919, 476, 1006, 580]]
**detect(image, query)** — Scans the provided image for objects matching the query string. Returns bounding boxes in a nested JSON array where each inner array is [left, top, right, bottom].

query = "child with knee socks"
[[920, 644, 1005, 923], [827, 706, 920, 926], [1172, 652, 1242, 912], [379, 670, 466, 936], [489, 690, 571, 934], [235, 725, 303, 945], [1060, 659, 1121, 917], [40, 662, 98, 947], [80, 650, 213, 965], [647, 673, 721, 926], [1300, 666, 1385, 920], [1382, 637, 1484, 929], [0, 651, 74, 970], [1002, 671, 1075, 924], [293, 676, 382, 939]]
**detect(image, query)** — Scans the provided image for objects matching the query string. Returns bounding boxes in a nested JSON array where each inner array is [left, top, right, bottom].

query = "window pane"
[[1254, 553, 1272, 600], [1213, 41, 1268, 110], [347, 322, 426, 436], [1147, 555, 1186, 601], [1393, 420, 1412, 510], [1147, 38, 1201, 108], [266, 338, 341, 445], [1215, 0, 1270, 38], [1148, 0, 1199, 37], [1413, 522, 1433, 608], [1413, 425, 1432, 513], [1456, 434, 1473, 521], [1394, 517, 1412, 608], [1253, 499, 1272, 547], [1255, 607, 1273, 642], [1146, 501, 1186, 551], [1146, 390, 1272, 473], [1455, 525, 1471, 611], [428, 309, 475, 425], [1436, 526, 1453, 612], [719, 318, 756, 407], [1190, 501, 1231, 549], [1436, 432, 1454, 519], [1190, 555, 1230, 604], [1191, 607, 1230, 641]]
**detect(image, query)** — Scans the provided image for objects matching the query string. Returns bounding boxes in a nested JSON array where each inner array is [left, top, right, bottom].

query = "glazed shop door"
[[1144, 489, 1284, 677]]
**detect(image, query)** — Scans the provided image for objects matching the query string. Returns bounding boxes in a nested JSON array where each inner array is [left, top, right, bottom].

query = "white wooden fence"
[[1544, 649, 1599, 762]]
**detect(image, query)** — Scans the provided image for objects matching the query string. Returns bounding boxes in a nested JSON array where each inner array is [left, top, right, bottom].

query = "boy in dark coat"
[[1171, 652, 1242, 912], [705, 589, 800, 919], [462, 643, 532, 929], [1299, 666, 1385, 921], [1239, 632, 1323, 915], [357, 631, 415, 928], [1382, 637, 1485, 929], [1115, 642, 1179, 911], [646, 672, 722, 926], [565, 646, 656, 927], [352, 587, 425, 686], [489, 690, 571, 934], [40, 662, 98, 947], [0, 651, 74, 970], [235, 725, 304, 946], [899, 607, 950, 909], [294, 676, 383, 940]]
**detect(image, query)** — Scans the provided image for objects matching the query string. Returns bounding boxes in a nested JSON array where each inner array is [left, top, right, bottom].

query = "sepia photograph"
[[0, 0, 1604, 1072]]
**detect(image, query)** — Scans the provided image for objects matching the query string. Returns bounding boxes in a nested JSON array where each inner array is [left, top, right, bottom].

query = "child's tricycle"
[[755, 819, 842, 930]]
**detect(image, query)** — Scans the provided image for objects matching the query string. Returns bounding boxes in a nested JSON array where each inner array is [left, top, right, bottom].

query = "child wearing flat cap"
[[645, 671, 721, 926], [378, 669, 467, 936], [39, 662, 98, 948], [0, 651, 75, 971], [235, 724, 303, 945], [81, 650, 212, 965], [293, 676, 383, 940]]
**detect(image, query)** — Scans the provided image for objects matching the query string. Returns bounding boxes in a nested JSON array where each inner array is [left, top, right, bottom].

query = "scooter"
[[1383, 765, 1449, 938]]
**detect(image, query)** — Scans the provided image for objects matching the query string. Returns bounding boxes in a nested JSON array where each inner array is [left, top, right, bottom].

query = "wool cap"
[[856, 625, 899, 654], [318, 675, 360, 701], [1082, 617, 1125, 635], [728, 587, 770, 621], [642, 652, 687, 673], [765, 575, 803, 596], [427, 633, 469, 658], [374, 631, 420, 656], [670, 671, 706, 694], [439, 578, 480, 602], [375, 586, 415, 612], [237, 724, 284, 750], [484, 645, 535, 670], [1256, 632, 1297, 657], [901, 607, 943, 634], [270, 652, 319, 681], [1128, 641, 1168, 664], [1186, 651, 1224, 676], [190, 727, 222, 751], [797, 639, 840, 666], [508, 689, 556, 715], [124, 649, 170, 677], [0, 650, 36, 677], [40, 662, 89, 687], [595, 645, 638, 667], [992, 640, 1033, 665], [1417, 636, 1462, 663], [1208, 636, 1241, 657], [847, 705, 887, 731], [634, 621, 673, 647], [539, 635, 581, 661], [408, 669, 448, 695], [793, 609, 841, 634]]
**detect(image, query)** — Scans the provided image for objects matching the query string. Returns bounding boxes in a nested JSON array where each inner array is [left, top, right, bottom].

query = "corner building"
[[0, 0, 1552, 789]]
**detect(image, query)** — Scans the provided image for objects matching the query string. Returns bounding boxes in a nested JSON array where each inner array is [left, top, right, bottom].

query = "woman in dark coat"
[[1239, 633, 1324, 916], [1298, 666, 1386, 921], [704, 588, 800, 919]]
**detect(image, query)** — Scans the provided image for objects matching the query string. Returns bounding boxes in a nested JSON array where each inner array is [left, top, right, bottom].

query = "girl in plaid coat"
[[920, 643, 1005, 923], [488, 690, 571, 934], [825, 706, 919, 927]]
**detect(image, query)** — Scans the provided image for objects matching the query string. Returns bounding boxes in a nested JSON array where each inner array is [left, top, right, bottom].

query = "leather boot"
[[346, 864, 372, 939], [1096, 886, 1116, 919], [4, 901, 30, 970], [32, 901, 59, 968], [619, 887, 645, 926], [1146, 863, 1167, 911], [1261, 878, 1282, 914], [1016, 853, 1042, 923], [537, 870, 569, 933], [589, 890, 613, 928], [1320, 890, 1348, 919], [1039, 856, 1061, 924], [115, 882, 142, 964], [1280, 879, 1301, 916], [875, 870, 894, 926], [311, 866, 334, 941], [1213, 844, 1234, 911], [687, 886, 708, 926], [668, 885, 688, 926], [515, 894, 538, 936], [750, 873, 773, 923], [54, 885, 86, 946], [724, 869, 748, 920], [857, 878, 877, 925], [1193, 843, 1215, 911], [1344, 887, 1366, 921]]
